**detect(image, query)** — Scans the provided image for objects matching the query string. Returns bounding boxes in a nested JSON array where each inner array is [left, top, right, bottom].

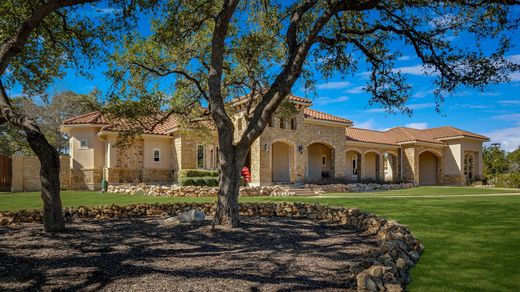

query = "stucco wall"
[[143, 137, 173, 169], [69, 127, 104, 170]]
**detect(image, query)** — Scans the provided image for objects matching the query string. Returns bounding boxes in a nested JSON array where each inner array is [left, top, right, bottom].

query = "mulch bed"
[[0, 217, 377, 291]]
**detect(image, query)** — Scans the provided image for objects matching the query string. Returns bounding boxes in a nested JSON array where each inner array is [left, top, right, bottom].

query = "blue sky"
[[14, 4, 520, 152]]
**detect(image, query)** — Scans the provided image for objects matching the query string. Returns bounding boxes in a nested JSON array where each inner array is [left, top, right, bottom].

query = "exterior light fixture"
[[298, 144, 304, 153], [264, 143, 270, 152]]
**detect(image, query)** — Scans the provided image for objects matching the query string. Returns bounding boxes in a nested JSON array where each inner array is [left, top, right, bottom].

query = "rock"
[[178, 209, 205, 223], [385, 284, 403, 292], [132, 188, 145, 196], [163, 216, 179, 225]]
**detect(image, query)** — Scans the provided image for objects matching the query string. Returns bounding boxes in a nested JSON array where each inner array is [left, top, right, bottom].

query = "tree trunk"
[[25, 128, 65, 232], [214, 147, 244, 227]]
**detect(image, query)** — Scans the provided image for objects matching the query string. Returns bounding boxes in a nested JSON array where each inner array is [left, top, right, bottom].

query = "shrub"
[[494, 172, 520, 188], [179, 176, 219, 187], [179, 169, 219, 179]]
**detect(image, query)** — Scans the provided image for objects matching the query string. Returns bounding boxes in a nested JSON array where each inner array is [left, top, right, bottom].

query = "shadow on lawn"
[[0, 217, 376, 291]]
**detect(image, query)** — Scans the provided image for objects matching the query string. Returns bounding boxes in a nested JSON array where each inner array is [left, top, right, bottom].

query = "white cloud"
[[344, 86, 365, 94], [95, 8, 120, 14], [485, 124, 520, 152], [408, 103, 436, 110], [413, 89, 434, 98], [316, 81, 352, 90], [397, 55, 412, 61], [314, 95, 350, 105], [450, 104, 490, 110], [498, 100, 520, 106], [507, 54, 520, 64], [510, 72, 520, 82], [393, 65, 438, 76], [493, 113, 520, 122], [405, 122, 428, 129], [364, 108, 386, 113], [354, 118, 376, 130]]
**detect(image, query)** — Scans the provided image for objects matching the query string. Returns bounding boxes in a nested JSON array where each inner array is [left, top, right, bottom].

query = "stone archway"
[[307, 142, 334, 182], [272, 142, 291, 183], [419, 151, 440, 185], [346, 149, 362, 182]]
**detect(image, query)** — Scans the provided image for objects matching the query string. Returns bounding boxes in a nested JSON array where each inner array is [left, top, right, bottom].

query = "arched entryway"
[[419, 151, 439, 185], [346, 150, 362, 182], [383, 152, 398, 182], [307, 142, 334, 182], [272, 142, 291, 183], [364, 151, 381, 181]]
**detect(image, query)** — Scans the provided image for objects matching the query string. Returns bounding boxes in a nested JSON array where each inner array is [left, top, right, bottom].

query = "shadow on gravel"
[[0, 217, 376, 291]]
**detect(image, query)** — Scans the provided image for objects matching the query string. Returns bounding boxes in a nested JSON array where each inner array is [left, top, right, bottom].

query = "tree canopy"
[[104, 0, 520, 226]]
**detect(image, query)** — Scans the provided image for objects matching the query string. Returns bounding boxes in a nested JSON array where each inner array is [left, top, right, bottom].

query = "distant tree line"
[[0, 90, 99, 156], [483, 146, 520, 188]]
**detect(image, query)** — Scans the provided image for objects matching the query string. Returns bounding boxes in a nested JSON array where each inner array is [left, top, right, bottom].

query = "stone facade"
[[60, 97, 487, 190]]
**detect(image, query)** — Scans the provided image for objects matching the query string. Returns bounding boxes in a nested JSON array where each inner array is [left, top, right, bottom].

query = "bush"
[[494, 172, 520, 188], [179, 176, 219, 187], [179, 169, 219, 179]]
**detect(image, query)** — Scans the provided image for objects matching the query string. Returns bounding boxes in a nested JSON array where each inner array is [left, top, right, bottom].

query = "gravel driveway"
[[0, 217, 376, 291]]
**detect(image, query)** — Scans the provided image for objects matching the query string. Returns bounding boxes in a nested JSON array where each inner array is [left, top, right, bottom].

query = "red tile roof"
[[304, 108, 352, 124], [63, 111, 180, 135], [421, 126, 489, 140], [345, 128, 399, 146], [345, 126, 488, 147], [63, 112, 108, 125]]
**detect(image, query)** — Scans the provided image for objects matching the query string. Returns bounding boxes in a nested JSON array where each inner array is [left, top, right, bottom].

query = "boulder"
[[178, 209, 206, 223]]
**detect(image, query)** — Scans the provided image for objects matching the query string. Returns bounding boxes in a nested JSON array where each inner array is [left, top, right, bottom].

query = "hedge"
[[179, 176, 219, 187], [179, 169, 219, 179]]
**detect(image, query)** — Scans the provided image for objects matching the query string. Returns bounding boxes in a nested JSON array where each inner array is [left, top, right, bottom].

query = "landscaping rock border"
[[107, 184, 292, 197], [106, 182, 415, 197], [305, 182, 415, 194], [0, 202, 423, 291]]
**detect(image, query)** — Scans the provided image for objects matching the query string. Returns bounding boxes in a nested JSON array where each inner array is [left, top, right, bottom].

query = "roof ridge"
[[63, 111, 101, 123], [347, 127, 385, 133]]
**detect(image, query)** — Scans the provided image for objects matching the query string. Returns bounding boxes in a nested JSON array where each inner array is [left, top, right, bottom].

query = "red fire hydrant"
[[241, 166, 251, 183]]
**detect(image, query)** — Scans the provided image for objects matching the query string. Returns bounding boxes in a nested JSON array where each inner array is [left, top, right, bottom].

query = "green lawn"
[[1, 187, 520, 291]]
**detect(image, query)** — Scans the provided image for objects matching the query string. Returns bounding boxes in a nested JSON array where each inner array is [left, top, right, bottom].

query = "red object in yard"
[[241, 166, 251, 183]]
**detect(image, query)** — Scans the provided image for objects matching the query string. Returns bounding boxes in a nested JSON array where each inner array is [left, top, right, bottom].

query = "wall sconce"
[[298, 144, 304, 154], [264, 143, 270, 152]]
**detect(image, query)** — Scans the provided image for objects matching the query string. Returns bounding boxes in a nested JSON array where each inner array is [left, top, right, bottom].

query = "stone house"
[[61, 95, 489, 190]]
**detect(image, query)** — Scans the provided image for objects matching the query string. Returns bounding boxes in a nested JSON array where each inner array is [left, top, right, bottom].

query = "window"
[[268, 117, 274, 127], [464, 153, 474, 180], [153, 149, 160, 162], [321, 155, 326, 166], [279, 117, 285, 129], [197, 144, 205, 169], [290, 118, 297, 130], [79, 139, 88, 149], [237, 117, 243, 131]]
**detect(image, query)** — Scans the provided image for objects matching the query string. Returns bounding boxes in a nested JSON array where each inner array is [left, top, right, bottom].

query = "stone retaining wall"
[[107, 184, 292, 197], [305, 182, 415, 194], [0, 202, 423, 292]]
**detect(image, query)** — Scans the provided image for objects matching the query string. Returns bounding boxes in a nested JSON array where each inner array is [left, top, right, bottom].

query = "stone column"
[[360, 153, 366, 181]]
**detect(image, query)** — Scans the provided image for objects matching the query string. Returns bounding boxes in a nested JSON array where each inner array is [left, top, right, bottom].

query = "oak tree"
[[108, 0, 519, 227]]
